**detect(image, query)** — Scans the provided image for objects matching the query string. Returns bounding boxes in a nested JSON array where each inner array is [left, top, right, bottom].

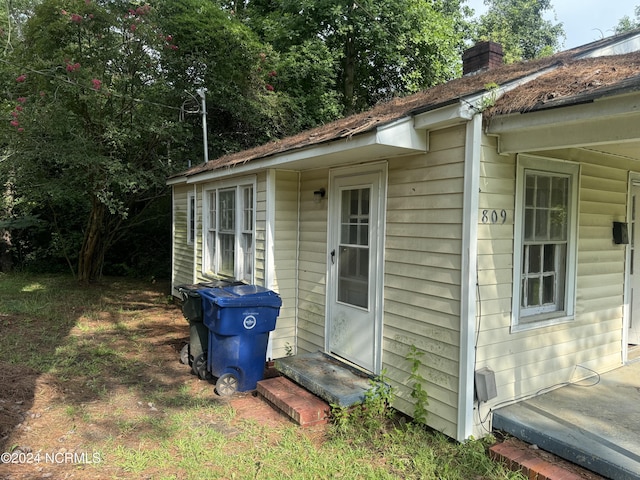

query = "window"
[[187, 192, 195, 245], [203, 179, 255, 283], [512, 156, 579, 329]]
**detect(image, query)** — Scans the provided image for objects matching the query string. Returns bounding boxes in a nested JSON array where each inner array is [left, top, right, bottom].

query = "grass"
[[0, 272, 525, 479]]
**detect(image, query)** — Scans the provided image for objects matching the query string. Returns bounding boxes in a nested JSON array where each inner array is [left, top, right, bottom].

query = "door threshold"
[[326, 351, 375, 378]]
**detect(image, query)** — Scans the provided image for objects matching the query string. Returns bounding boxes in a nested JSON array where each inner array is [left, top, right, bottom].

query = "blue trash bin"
[[176, 280, 244, 379], [199, 285, 282, 396]]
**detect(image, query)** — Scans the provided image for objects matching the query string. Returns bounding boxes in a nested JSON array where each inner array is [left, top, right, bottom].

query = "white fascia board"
[[577, 33, 640, 58], [167, 175, 188, 186], [489, 92, 640, 134], [413, 102, 473, 130], [376, 115, 428, 150], [184, 116, 425, 184]]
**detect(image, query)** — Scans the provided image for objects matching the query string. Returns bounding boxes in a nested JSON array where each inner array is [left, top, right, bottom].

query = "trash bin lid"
[[198, 285, 282, 308]]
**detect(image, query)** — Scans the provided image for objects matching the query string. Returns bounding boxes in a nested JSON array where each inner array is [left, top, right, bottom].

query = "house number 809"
[[481, 209, 507, 224]]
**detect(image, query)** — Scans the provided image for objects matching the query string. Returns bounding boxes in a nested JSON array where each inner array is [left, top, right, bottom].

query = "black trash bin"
[[176, 280, 243, 378], [199, 285, 282, 396]]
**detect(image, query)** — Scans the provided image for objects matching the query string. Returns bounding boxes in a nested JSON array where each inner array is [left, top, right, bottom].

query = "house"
[[168, 31, 640, 441]]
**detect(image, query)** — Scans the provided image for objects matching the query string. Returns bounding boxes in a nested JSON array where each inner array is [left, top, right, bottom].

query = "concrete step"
[[274, 351, 372, 407], [257, 376, 330, 427]]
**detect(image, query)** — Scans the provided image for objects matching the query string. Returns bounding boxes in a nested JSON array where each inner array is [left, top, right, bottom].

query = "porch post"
[[458, 113, 482, 441]]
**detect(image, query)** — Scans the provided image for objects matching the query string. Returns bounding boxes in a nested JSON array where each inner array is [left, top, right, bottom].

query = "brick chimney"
[[462, 41, 504, 76]]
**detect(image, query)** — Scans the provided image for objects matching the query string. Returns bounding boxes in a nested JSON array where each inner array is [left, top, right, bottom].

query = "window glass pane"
[[543, 244, 555, 272], [527, 277, 540, 307], [550, 211, 566, 240], [349, 225, 358, 244], [536, 176, 550, 207], [359, 224, 369, 246], [242, 233, 253, 282], [535, 209, 548, 239], [207, 231, 216, 272], [209, 191, 216, 229], [219, 190, 235, 231], [551, 177, 568, 206], [524, 208, 534, 240], [350, 192, 359, 215], [188, 195, 195, 243], [528, 244, 541, 273], [543, 275, 555, 304], [219, 233, 234, 275], [338, 246, 368, 308], [525, 175, 536, 207], [361, 189, 370, 215], [243, 187, 253, 231]]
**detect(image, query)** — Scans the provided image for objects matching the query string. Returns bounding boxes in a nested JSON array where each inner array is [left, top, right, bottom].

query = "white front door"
[[630, 184, 640, 345], [326, 164, 386, 373]]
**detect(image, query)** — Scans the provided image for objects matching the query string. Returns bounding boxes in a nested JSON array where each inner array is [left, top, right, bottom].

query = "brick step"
[[489, 439, 605, 480], [257, 376, 330, 427]]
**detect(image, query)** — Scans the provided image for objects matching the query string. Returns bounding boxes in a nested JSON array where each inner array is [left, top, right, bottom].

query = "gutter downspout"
[[457, 113, 482, 441]]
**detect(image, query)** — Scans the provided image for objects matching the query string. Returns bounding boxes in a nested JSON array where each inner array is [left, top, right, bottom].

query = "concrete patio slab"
[[493, 358, 640, 480]]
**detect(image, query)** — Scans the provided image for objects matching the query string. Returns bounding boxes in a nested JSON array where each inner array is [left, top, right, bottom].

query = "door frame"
[[625, 173, 640, 361], [325, 162, 387, 374]]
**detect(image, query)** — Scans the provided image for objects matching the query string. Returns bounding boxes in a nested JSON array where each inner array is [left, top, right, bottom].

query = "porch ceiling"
[[584, 141, 640, 163]]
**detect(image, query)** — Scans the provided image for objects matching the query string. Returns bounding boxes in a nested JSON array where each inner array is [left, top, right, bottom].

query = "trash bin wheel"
[[215, 373, 238, 397], [192, 352, 212, 380], [180, 343, 190, 365]]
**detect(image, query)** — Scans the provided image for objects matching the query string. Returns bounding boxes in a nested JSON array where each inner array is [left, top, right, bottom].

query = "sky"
[[465, 0, 639, 49]]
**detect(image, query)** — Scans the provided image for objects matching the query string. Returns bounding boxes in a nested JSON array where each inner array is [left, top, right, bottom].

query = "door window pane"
[[338, 188, 371, 309]]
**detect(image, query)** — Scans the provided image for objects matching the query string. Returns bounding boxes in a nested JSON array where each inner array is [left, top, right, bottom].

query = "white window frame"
[[202, 176, 256, 283], [187, 191, 196, 245], [511, 155, 579, 331]]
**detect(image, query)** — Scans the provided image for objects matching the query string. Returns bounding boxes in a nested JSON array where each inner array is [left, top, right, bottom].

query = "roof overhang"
[[487, 90, 640, 158], [172, 114, 436, 184]]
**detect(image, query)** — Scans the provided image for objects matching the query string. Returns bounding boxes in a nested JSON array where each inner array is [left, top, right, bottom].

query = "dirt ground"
[[0, 280, 307, 480]]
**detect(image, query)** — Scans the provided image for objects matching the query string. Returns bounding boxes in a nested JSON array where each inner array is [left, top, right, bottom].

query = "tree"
[[1, 0, 188, 282], [616, 5, 640, 34], [472, 0, 565, 63], [233, 0, 469, 115], [156, 0, 343, 158]]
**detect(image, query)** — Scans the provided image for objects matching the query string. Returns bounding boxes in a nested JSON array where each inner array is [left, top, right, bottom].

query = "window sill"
[[510, 314, 575, 333]]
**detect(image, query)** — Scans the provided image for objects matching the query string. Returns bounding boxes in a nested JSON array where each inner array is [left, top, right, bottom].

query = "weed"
[[407, 344, 429, 425], [476, 82, 500, 112], [330, 370, 394, 435]]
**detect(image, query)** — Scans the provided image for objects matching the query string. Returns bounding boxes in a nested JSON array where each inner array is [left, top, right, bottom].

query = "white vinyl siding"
[[382, 125, 466, 438], [187, 191, 195, 245], [171, 184, 196, 290], [474, 141, 628, 438], [297, 168, 329, 355], [270, 170, 300, 358]]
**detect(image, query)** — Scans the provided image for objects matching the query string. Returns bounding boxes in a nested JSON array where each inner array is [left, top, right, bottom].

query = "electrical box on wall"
[[475, 367, 497, 403], [613, 221, 629, 245]]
